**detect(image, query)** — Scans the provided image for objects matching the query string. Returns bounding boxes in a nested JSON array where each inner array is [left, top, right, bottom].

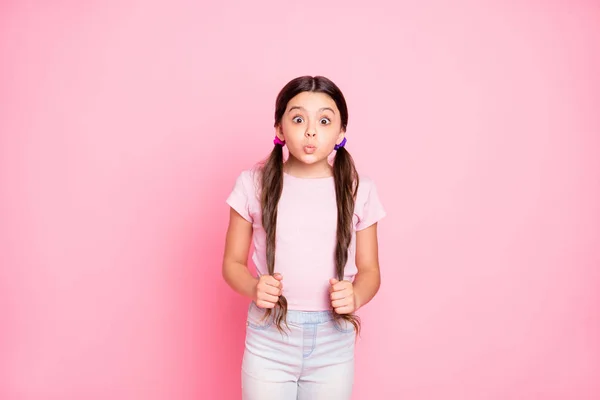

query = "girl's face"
[[276, 91, 345, 167]]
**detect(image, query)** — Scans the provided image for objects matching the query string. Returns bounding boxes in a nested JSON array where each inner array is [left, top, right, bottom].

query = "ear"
[[336, 129, 346, 145], [275, 124, 285, 141]]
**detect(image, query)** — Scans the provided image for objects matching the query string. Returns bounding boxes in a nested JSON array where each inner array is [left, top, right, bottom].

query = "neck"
[[284, 155, 333, 179]]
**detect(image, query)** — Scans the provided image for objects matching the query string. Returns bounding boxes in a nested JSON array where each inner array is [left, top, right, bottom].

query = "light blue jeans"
[[241, 301, 356, 400]]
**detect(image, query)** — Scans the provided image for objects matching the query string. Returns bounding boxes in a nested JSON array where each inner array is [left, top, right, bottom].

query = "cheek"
[[282, 123, 304, 138], [280, 120, 292, 132], [323, 127, 342, 142]]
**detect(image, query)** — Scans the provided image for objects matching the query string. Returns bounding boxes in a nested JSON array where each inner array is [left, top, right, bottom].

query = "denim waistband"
[[285, 309, 336, 324], [250, 302, 335, 324]]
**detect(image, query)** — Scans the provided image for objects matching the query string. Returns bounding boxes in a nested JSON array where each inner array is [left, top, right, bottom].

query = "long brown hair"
[[260, 76, 361, 334]]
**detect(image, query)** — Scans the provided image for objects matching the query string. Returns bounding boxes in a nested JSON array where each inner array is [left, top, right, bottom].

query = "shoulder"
[[227, 167, 263, 222], [356, 175, 377, 199], [354, 174, 386, 230], [231, 167, 263, 208], [234, 167, 261, 191], [358, 175, 375, 187]]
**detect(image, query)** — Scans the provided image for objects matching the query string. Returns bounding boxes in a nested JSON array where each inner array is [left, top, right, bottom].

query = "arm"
[[330, 222, 382, 313], [222, 207, 258, 299], [352, 222, 381, 310]]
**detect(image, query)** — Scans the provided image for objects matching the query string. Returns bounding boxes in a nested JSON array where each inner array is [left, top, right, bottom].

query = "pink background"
[[1, 1, 599, 399]]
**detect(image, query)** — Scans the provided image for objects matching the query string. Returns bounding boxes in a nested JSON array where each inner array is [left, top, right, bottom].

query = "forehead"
[[287, 91, 338, 113]]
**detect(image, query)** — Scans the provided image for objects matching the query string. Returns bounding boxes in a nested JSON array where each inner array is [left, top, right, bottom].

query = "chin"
[[293, 153, 328, 165]]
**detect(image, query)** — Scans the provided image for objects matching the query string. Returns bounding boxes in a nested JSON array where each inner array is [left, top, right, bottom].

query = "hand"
[[254, 273, 283, 309], [329, 278, 356, 314]]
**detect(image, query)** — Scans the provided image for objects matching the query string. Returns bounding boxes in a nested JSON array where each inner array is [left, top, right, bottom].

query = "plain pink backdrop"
[[1, 1, 599, 399]]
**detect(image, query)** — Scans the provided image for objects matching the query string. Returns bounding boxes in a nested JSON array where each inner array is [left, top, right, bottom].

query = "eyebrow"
[[288, 106, 336, 115]]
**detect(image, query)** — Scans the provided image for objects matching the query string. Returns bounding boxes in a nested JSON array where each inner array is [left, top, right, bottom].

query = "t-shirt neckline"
[[283, 171, 334, 181]]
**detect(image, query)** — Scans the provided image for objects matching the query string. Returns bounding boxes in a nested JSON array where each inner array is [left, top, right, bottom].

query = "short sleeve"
[[226, 171, 253, 222], [356, 178, 386, 231]]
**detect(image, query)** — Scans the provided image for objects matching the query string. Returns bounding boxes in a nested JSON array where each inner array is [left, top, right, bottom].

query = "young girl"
[[222, 76, 385, 400]]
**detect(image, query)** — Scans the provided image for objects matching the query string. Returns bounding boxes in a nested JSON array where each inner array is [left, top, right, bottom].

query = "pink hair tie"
[[273, 137, 286, 146]]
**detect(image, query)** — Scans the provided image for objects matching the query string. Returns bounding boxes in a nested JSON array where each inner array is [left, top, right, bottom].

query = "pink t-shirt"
[[226, 169, 386, 311]]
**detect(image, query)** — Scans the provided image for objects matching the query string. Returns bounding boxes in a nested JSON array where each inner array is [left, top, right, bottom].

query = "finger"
[[329, 278, 339, 286], [256, 300, 276, 309], [263, 285, 281, 296], [258, 293, 280, 304], [331, 297, 351, 309], [334, 305, 353, 314], [333, 280, 352, 291], [273, 273, 283, 281], [264, 277, 281, 288], [330, 289, 350, 301]]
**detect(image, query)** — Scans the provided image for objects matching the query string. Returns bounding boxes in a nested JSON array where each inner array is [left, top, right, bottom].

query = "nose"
[[305, 119, 317, 138]]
